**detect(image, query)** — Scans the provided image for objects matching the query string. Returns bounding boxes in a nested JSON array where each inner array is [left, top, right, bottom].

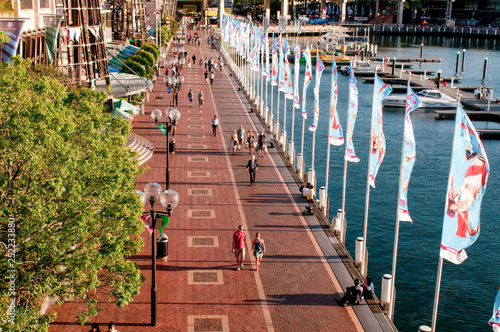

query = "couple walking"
[[232, 225, 266, 272]]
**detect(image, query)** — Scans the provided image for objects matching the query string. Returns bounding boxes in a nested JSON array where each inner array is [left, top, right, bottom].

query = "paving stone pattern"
[[48, 30, 363, 332]]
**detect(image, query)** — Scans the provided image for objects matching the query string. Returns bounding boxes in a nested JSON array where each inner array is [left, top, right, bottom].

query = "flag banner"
[[261, 31, 267, 76], [158, 215, 170, 233], [345, 67, 360, 162], [0, 20, 25, 62], [271, 42, 278, 86], [278, 39, 285, 92], [369, 74, 392, 187], [293, 43, 301, 109], [398, 87, 422, 222], [328, 59, 343, 145], [309, 56, 325, 131], [43, 15, 64, 65], [301, 46, 313, 119], [265, 31, 270, 81], [440, 104, 490, 264], [140, 215, 153, 236], [158, 124, 167, 135], [489, 288, 500, 330], [284, 39, 293, 99]]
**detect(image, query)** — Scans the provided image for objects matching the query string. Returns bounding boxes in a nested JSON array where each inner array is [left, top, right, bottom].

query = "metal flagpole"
[[389, 80, 411, 320], [341, 66, 351, 225], [361, 80, 378, 277], [431, 95, 461, 331], [300, 42, 308, 158], [277, 32, 281, 137]]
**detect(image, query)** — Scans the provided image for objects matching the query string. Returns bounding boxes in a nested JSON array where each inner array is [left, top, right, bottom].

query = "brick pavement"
[[49, 31, 371, 332]]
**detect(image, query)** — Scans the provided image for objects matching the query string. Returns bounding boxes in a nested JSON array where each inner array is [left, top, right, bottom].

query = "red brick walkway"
[[49, 31, 364, 332]]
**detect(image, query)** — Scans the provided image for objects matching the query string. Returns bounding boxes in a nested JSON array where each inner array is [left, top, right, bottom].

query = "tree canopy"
[[0, 58, 145, 331]]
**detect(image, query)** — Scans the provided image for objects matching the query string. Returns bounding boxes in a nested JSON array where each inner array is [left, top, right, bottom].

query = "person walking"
[[246, 155, 259, 186], [230, 130, 238, 154], [258, 131, 266, 157], [232, 225, 247, 270], [237, 125, 245, 150], [107, 322, 119, 332], [204, 57, 208, 70], [252, 232, 265, 272], [89, 323, 101, 332], [187, 89, 193, 107], [198, 90, 204, 107], [204, 71, 209, 84], [210, 71, 214, 85], [246, 129, 255, 154], [211, 115, 219, 136], [192, 54, 196, 65]]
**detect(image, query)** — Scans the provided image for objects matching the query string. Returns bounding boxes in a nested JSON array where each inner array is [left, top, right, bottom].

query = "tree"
[[0, 58, 145, 331]]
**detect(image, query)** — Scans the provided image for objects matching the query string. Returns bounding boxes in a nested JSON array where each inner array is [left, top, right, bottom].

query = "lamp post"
[[151, 108, 181, 188], [136, 183, 179, 326]]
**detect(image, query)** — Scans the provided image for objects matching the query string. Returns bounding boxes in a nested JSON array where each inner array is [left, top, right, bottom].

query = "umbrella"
[[113, 98, 140, 115], [110, 107, 132, 119]]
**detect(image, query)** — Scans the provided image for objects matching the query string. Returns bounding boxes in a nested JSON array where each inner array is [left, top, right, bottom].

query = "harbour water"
[[251, 34, 500, 331]]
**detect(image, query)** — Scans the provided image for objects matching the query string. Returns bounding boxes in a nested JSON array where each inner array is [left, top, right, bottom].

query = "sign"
[[344, 36, 368, 43], [224, 7, 231, 15], [207, 7, 218, 17], [354, 16, 368, 21]]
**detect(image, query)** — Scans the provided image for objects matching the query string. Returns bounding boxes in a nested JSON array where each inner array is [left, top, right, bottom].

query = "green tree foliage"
[[122, 58, 146, 77], [0, 31, 9, 44], [134, 50, 155, 68], [140, 44, 159, 61], [0, 58, 145, 331], [130, 55, 151, 75]]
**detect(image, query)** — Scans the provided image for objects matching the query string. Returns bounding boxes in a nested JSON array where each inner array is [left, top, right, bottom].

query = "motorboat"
[[340, 60, 378, 76], [320, 51, 350, 65], [382, 90, 458, 109]]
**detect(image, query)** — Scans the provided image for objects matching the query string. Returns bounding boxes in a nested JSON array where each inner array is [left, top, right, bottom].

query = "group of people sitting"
[[337, 276, 375, 307]]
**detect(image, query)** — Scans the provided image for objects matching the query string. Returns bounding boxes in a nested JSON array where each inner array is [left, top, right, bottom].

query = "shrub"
[[141, 44, 159, 61], [123, 58, 146, 77], [130, 55, 151, 74], [134, 50, 155, 67]]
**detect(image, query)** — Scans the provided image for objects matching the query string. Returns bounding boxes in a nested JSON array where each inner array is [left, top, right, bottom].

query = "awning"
[[113, 98, 141, 115]]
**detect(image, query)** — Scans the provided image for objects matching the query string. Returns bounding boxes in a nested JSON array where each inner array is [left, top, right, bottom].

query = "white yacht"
[[382, 90, 458, 109], [340, 60, 378, 76]]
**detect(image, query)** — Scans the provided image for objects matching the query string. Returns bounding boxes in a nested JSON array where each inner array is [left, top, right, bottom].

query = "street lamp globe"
[[171, 77, 178, 86], [177, 76, 185, 84], [169, 108, 181, 122], [161, 189, 180, 211], [144, 182, 163, 202], [151, 109, 163, 124], [136, 190, 147, 206], [179, 58, 185, 66]]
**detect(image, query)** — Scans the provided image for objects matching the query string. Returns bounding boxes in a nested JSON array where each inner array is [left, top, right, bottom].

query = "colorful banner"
[[489, 288, 500, 331], [271, 39, 278, 86], [398, 86, 422, 222], [140, 215, 153, 236], [293, 43, 300, 109], [0, 20, 25, 62], [369, 74, 392, 187], [345, 67, 360, 162], [278, 37, 285, 92], [301, 46, 313, 119], [265, 31, 270, 81], [328, 58, 343, 145], [309, 56, 325, 131], [440, 104, 490, 264], [284, 39, 293, 99], [43, 15, 64, 65]]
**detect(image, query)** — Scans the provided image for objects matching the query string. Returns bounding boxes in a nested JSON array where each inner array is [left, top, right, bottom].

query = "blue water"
[[233, 34, 500, 331]]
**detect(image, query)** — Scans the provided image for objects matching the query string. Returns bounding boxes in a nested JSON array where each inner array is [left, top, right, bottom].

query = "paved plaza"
[[48, 31, 393, 332]]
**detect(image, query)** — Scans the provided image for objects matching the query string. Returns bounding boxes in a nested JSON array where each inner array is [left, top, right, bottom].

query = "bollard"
[[296, 153, 303, 178], [488, 88, 494, 111], [392, 57, 396, 76], [437, 70, 442, 90], [333, 209, 343, 232], [288, 141, 295, 165], [308, 169, 316, 190], [380, 274, 392, 310], [461, 49, 466, 72], [455, 51, 460, 73], [399, 63, 404, 78], [483, 57, 488, 80], [420, 43, 424, 58], [418, 326, 431, 332], [355, 237, 364, 266], [319, 187, 326, 211]]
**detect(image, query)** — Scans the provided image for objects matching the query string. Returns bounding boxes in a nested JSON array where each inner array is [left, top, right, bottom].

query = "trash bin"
[[157, 233, 168, 260], [169, 138, 175, 154]]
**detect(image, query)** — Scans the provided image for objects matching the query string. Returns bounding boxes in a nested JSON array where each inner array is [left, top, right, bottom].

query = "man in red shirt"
[[232, 225, 247, 270]]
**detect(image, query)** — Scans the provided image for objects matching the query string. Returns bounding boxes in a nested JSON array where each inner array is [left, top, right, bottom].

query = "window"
[[21, 0, 33, 9], [40, 0, 49, 8]]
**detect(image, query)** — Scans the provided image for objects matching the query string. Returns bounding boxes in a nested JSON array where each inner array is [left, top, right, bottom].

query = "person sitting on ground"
[[357, 276, 374, 303], [306, 184, 316, 202], [299, 183, 310, 198], [337, 278, 360, 307]]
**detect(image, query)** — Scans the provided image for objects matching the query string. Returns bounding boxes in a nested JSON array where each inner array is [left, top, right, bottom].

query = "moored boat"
[[382, 90, 458, 109]]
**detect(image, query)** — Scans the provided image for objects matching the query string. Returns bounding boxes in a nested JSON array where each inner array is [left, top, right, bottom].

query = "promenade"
[[48, 30, 394, 332]]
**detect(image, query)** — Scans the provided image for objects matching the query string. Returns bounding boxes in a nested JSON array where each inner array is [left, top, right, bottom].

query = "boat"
[[382, 90, 458, 109], [320, 51, 351, 65], [299, 48, 319, 65], [340, 60, 378, 76]]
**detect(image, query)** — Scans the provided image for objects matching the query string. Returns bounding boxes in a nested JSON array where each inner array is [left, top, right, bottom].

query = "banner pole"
[[431, 256, 444, 331]]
